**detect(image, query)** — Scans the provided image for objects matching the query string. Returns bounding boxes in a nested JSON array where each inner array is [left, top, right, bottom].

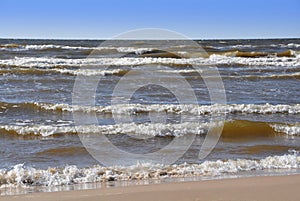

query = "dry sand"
[[2, 174, 300, 201]]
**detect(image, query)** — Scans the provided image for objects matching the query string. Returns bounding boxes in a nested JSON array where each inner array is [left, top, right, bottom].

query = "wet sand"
[[2, 174, 300, 201]]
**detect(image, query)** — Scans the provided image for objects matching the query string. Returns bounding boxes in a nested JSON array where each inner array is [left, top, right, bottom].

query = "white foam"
[[271, 123, 300, 135], [236, 72, 300, 79], [54, 68, 126, 76], [1, 153, 299, 187], [216, 43, 300, 49], [37, 103, 300, 115], [0, 44, 89, 52], [208, 54, 300, 67], [26, 44, 66, 50], [116, 47, 154, 55], [0, 122, 209, 137], [5, 66, 300, 78], [1, 121, 299, 137], [1, 55, 299, 68], [215, 44, 255, 50], [0, 44, 154, 54], [287, 43, 300, 48]]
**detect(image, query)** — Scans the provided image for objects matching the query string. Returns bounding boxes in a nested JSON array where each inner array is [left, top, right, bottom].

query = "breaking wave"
[[0, 53, 300, 68], [0, 120, 299, 137], [1, 152, 299, 187], [0, 44, 154, 55], [1, 43, 299, 56], [2, 67, 300, 79], [1, 102, 299, 115], [0, 122, 209, 137]]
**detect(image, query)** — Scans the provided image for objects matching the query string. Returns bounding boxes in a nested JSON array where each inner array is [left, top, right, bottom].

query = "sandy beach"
[[2, 174, 300, 201]]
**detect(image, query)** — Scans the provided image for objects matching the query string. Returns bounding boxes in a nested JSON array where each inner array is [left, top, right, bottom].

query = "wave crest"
[[1, 153, 299, 187], [0, 120, 299, 137], [1, 54, 300, 68], [20, 102, 300, 114]]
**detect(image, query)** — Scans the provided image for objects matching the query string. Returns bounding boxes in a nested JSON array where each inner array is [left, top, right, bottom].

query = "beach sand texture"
[[2, 175, 300, 201]]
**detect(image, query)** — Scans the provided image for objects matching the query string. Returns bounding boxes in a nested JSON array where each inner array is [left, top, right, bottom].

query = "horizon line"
[[0, 36, 299, 41]]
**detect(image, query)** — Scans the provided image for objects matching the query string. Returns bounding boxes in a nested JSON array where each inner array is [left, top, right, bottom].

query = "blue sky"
[[1, 0, 299, 39]]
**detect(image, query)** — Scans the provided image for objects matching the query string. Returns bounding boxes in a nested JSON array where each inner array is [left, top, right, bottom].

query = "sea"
[[0, 38, 299, 194]]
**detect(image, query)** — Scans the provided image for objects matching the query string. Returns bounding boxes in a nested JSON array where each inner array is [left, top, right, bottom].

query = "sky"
[[1, 0, 300, 39]]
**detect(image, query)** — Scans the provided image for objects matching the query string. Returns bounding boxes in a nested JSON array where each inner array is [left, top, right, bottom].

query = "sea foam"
[[0, 153, 299, 187], [0, 54, 299, 68]]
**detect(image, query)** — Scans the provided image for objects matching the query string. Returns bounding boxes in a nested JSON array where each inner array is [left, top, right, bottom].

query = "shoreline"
[[2, 174, 300, 201]]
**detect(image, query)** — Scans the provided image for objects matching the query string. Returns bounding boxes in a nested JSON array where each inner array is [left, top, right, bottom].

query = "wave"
[[0, 44, 25, 49], [1, 42, 300, 55], [237, 145, 299, 155], [0, 57, 188, 68], [234, 72, 300, 79], [0, 122, 209, 137], [130, 48, 299, 59], [0, 120, 299, 137], [137, 49, 300, 59], [52, 68, 129, 76], [116, 47, 154, 55], [1, 152, 299, 187], [2, 102, 298, 115], [216, 43, 300, 50], [287, 43, 300, 48], [233, 50, 295, 57], [207, 54, 300, 67], [0, 68, 130, 76], [215, 44, 258, 50], [0, 44, 81, 52], [36, 146, 88, 156], [270, 43, 300, 49], [0, 55, 299, 70], [157, 70, 300, 79], [2, 66, 300, 79], [271, 124, 300, 136], [223, 120, 300, 139], [0, 44, 154, 54]]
